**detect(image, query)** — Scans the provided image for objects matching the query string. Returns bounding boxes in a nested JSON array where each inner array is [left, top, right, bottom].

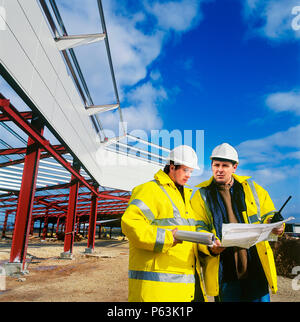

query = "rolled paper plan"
[[174, 230, 216, 245]]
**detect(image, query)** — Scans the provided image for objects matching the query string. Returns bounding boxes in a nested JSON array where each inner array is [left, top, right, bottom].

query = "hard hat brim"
[[210, 156, 239, 163], [167, 158, 200, 170]]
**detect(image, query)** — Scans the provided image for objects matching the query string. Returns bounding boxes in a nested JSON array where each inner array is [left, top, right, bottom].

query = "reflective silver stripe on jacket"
[[152, 217, 201, 227], [128, 180, 197, 254], [152, 180, 181, 218], [153, 180, 200, 229], [129, 199, 155, 223], [261, 210, 277, 223], [129, 270, 195, 284], [248, 214, 260, 224], [129, 200, 199, 227], [154, 228, 165, 252], [247, 180, 261, 222]]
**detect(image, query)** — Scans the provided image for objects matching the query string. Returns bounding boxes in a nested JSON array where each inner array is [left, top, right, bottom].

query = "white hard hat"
[[210, 143, 239, 163], [167, 145, 200, 170]]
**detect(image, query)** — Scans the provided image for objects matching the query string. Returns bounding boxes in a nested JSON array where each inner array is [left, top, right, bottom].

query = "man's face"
[[169, 165, 193, 186], [211, 160, 237, 184]]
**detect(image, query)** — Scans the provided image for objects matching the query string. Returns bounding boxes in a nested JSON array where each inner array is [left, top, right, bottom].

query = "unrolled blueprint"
[[221, 217, 295, 249]]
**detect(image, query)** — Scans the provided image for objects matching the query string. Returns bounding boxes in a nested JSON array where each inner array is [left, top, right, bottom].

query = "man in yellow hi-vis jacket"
[[121, 145, 207, 302], [191, 143, 284, 302]]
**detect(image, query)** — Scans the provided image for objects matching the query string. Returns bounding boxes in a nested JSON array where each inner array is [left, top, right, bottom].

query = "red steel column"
[[1, 210, 10, 239], [61, 160, 80, 257], [76, 216, 80, 234], [56, 216, 60, 234], [86, 184, 99, 252], [9, 114, 44, 268], [42, 215, 48, 240], [98, 224, 102, 239], [29, 217, 35, 236]]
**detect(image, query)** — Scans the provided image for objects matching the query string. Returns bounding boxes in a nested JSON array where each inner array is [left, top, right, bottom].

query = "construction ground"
[[0, 235, 299, 302]]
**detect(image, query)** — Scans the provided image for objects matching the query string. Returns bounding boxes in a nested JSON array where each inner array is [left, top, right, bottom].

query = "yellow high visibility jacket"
[[121, 169, 207, 302], [191, 174, 279, 297]]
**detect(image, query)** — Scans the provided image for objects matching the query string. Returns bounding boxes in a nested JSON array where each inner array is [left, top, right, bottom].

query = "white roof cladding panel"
[[0, 0, 161, 191]]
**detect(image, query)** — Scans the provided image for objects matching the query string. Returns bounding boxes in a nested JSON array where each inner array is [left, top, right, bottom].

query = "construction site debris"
[[270, 235, 300, 278], [55, 232, 85, 242]]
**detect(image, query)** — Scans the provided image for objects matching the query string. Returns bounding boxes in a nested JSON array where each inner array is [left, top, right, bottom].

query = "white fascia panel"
[[95, 149, 162, 191]]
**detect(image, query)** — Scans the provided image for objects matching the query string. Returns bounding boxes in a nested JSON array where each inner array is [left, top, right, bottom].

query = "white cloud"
[[100, 81, 167, 133], [56, 0, 205, 133], [106, 14, 164, 87], [287, 150, 300, 160], [241, 0, 300, 40], [234, 123, 300, 194], [266, 89, 300, 115], [149, 69, 162, 82], [239, 85, 300, 166], [237, 124, 300, 165], [144, 0, 203, 32], [123, 82, 167, 130], [236, 165, 290, 185], [57, 0, 163, 99]]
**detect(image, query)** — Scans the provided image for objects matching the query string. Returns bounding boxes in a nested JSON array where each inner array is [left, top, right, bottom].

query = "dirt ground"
[[0, 237, 299, 302]]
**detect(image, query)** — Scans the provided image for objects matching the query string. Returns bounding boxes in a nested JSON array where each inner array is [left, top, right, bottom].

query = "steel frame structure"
[[0, 97, 130, 269], [0, 0, 168, 273]]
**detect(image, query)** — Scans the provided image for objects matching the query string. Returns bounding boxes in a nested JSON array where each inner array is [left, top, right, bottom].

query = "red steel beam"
[[56, 216, 60, 234], [86, 185, 99, 251], [29, 217, 35, 235], [0, 151, 66, 168], [0, 144, 65, 156], [99, 192, 129, 202], [0, 144, 67, 168], [63, 161, 80, 255], [0, 194, 128, 212], [41, 214, 48, 240], [0, 99, 98, 195], [100, 190, 126, 195], [0, 111, 32, 121], [9, 109, 44, 268], [0, 147, 30, 155], [35, 180, 76, 192], [1, 210, 11, 238], [38, 199, 67, 213], [0, 99, 131, 243]]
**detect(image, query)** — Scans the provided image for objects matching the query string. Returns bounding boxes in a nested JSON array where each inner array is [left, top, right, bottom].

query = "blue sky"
[[55, 0, 300, 220], [1, 0, 300, 221]]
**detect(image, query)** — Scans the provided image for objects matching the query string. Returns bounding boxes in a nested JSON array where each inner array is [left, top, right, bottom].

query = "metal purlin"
[[41, 0, 126, 141]]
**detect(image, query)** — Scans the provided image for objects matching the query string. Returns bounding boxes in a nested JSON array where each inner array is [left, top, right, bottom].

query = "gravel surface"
[[0, 237, 299, 302]]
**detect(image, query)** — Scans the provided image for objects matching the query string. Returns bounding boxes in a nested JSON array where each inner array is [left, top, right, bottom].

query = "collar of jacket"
[[195, 173, 251, 188], [154, 169, 193, 192]]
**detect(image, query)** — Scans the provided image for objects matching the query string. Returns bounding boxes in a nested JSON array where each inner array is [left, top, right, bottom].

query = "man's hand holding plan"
[[221, 217, 295, 249]]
